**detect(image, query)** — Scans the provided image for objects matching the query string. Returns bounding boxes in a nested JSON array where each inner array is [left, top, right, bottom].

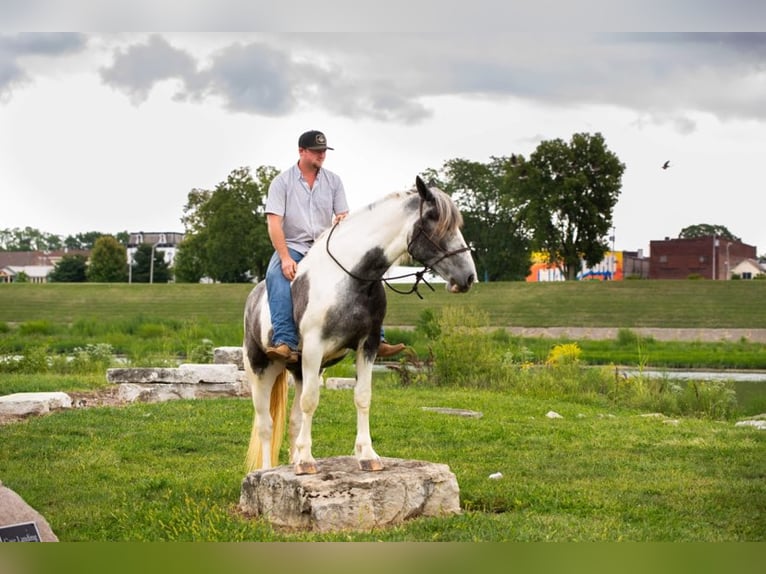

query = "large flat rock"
[[239, 456, 461, 532], [0, 392, 72, 418], [0, 480, 59, 542]]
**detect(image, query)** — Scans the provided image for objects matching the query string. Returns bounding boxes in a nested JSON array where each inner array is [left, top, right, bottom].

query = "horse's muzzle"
[[448, 274, 475, 293]]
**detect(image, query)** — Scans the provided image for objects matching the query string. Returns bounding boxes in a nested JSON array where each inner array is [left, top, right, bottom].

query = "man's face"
[[300, 148, 327, 169]]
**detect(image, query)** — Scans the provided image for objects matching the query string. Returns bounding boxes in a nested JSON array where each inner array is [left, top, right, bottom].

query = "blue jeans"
[[265, 249, 303, 350]]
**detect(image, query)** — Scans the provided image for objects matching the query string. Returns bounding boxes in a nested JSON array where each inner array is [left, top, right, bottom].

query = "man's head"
[[298, 130, 334, 151]]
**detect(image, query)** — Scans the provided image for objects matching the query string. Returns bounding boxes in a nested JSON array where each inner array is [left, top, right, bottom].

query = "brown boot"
[[377, 340, 405, 358], [265, 343, 299, 364]]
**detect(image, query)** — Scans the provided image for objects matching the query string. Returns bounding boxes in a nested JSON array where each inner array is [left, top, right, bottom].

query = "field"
[[2, 279, 766, 328], [0, 281, 765, 544]]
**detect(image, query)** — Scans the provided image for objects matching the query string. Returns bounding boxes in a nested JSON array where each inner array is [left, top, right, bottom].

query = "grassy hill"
[[2, 280, 766, 328]]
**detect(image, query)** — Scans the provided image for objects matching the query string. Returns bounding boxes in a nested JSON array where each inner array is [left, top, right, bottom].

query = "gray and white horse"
[[243, 175, 477, 475]]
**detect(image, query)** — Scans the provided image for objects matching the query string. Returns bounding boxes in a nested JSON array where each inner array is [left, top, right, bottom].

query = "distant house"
[[127, 232, 185, 268], [649, 236, 758, 280], [730, 258, 764, 280], [0, 250, 90, 283]]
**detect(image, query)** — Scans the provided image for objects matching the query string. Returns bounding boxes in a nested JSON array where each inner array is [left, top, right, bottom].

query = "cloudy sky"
[[2, 8, 766, 255]]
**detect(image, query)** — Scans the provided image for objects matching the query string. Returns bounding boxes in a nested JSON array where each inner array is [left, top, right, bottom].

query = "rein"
[[324, 199, 472, 299]]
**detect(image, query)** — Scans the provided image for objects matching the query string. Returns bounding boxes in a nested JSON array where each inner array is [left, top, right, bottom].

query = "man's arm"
[[267, 213, 298, 281]]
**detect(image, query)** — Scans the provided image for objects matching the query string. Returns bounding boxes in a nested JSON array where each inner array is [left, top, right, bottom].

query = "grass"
[[2, 279, 766, 328], [1, 280, 765, 543], [1, 380, 764, 541]]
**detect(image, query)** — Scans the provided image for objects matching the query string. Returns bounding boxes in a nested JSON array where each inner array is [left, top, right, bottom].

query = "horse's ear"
[[416, 175, 435, 202]]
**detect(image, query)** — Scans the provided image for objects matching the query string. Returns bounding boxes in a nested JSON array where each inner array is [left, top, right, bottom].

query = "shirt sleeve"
[[332, 173, 350, 215], [265, 173, 287, 216]]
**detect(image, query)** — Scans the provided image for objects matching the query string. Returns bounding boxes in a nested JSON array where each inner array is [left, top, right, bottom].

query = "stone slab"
[[239, 456, 460, 532], [117, 380, 248, 403], [213, 346, 244, 369], [0, 392, 72, 418], [106, 363, 240, 385]]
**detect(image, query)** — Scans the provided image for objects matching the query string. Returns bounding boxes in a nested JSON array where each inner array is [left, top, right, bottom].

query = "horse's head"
[[408, 176, 477, 293]]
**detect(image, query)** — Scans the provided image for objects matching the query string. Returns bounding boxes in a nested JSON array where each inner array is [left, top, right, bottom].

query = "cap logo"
[[315, 133, 326, 146]]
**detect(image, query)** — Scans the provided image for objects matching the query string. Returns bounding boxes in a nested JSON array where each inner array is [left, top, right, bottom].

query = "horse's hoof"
[[295, 462, 318, 475], [359, 458, 384, 472]]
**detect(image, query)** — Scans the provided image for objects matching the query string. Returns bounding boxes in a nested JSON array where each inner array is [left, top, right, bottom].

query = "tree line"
[[20, 131, 749, 283]]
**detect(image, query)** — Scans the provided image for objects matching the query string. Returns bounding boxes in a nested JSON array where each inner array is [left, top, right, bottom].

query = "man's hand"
[[281, 256, 298, 281]]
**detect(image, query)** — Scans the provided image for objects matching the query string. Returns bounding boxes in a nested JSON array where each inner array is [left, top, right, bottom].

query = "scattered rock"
[[240, 456, 461, 532], [546, 410, 563, 419], [488, 472, 503, 480], [213, 346, 243, 369], [0, 392, 72, 420], [421, 407, 483, 418], [325, 377, 355, 390], [735, 420, 766, 430]]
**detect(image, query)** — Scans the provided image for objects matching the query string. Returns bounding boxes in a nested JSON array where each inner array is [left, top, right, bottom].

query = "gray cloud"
[[31, 32, 766, 131], [0, 32, 87, 96]]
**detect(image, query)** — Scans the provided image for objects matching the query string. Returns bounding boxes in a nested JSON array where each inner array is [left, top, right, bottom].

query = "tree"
[[0, 226, 62, 251], [130, 243, 170, 283], [48, 254, 88, 282], [173, 235, 206, 283], [679, 224, 740, 242], [518, 132, 625, 280], [87, 236, 127, 282], [181, 166, 275, 283], [424, 157, 532, 281]]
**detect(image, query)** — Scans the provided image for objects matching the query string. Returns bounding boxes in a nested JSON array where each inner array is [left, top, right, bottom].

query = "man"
[[264, 130, 405, 363]]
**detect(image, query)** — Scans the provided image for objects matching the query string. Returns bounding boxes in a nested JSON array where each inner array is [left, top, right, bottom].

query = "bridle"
[[325, 198, 472, 299]]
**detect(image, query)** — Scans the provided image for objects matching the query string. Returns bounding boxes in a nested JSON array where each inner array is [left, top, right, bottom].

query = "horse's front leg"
[[288, 377, 302, 465], [354, 351, 383, 471], [293, 348, 322, 475]]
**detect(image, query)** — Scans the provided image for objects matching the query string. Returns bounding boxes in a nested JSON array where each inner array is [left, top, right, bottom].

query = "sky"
[[2, 5, 766, 255]]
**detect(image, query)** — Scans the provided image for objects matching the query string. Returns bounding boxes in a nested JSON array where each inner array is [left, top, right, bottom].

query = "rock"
[[0, 392, 72, 419], [421, 406, 483, 418], [546, 410, 563, 419], [735, 420, 766, 430], [213, 346, 244, 369], [325, 377, 356, 390], [239, 456, 461, 531], [106, 364, 240, 385], [116, 380, 248, 403], [0, 480, 58, 542]]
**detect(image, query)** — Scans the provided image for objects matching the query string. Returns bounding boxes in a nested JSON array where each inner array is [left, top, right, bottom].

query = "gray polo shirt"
[[265, 163, 349, 255]]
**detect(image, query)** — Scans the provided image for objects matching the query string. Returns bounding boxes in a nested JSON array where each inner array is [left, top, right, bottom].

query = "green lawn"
[[2, 279, 766, 328]]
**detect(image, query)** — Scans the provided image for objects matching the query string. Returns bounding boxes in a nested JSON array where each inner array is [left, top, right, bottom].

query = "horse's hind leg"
[[354, 354, 383, 471], [246, 361, 284, 471]]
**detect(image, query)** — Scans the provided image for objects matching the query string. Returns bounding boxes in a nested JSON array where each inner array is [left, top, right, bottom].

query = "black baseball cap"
[[298, 130, 334, 151]]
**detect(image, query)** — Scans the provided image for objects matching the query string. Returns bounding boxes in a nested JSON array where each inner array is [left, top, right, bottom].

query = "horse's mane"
[[322, 186, 463, 242]]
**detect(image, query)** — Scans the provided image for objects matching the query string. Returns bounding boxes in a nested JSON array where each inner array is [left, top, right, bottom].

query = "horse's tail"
[[245, 369, 289, 472]]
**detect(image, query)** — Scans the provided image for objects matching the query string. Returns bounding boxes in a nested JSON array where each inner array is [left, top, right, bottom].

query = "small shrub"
[[19, 320, 56, 336], [0, 322, 10, 334], [545, 343, 582, 366], [187, 339, 214, 363]]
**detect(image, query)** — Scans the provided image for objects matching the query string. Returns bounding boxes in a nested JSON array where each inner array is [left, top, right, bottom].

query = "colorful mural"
[[526, 251, 624, 282]]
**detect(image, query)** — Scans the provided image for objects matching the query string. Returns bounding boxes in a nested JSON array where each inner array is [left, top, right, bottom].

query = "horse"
[[243, 175, 477, 475]]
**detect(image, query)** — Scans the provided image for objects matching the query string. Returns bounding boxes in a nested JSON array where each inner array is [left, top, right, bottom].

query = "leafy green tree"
[[518, 132, 625, 280], [424, 157, 532, 281], [48, 254, 88, 282], [679, 224, 740, 242], [0, 227, 62, 251], [181, 166, 275, 283], [130, 243, 170, 283], [173, 235, 206, 283], [87, 236, 127, 282], [63, 231, 127, 250]]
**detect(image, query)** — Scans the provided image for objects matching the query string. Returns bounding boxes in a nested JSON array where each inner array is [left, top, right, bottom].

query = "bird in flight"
[[662, 160, 671, 170]]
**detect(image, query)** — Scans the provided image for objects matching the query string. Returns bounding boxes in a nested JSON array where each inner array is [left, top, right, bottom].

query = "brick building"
[[649, 236, 758, 280]]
